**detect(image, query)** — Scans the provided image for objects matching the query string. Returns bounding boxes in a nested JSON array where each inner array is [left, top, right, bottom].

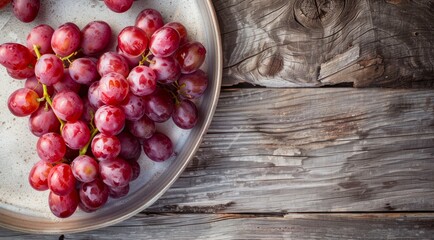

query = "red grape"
[[48, 190, 79, 218], [71, 155, 99, 183], [135, 8, 164, 39], [117, 46, 141, 68], [79, 179, 109, 210], [29, 105, 61, 136], [7, 65, 35, 79], [34, 54, 64, 86], [28, 160, 53, 191], [51, 22, 81, 57], [36, 132, 66, 163], [81, 97, 96, 123], [175, 41, 206, 74], [94, 105, 126, 136], [69, 58, 99, 85], [143, 132, 173, 162], [165, 22, 188, 45], [129, 160, 140, 181], [81, 21, 112, 56], [177, 69, 208, 99], [172, 99, 198, 129], [149, 27, 181, 57], [11, 0, 40, 23], [118, 26, 148, 57], [87, 81, 104, 109], [109, 184, 129, 199], [0, 43, 35, 70], [0, 0, 11, 9], [143, 88, 174, 122], [7, 88, 40, 117], [25, 76, 54, 98], [99, 72, 129, 105], [149, 56, 181, 84], [103, 0, 133, 13], [52, 91, 84, 122], [97, 52, 130, 77], [99, 157, 132, 188], [53, 69, 81, 94], [26, 24, 54, 56], [119, 92, 146, 121], [127, 65, 157, 97], [127, 115, 155, 139], [61, 120, 91, 150], [48, 163, 76, 196], [117, 131, 141, 161], [91, 133, 121, 161]]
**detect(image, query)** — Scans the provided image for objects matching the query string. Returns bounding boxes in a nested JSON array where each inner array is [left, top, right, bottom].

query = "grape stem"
[[33, 45, 65, 132], [139, 51, 154, 66]]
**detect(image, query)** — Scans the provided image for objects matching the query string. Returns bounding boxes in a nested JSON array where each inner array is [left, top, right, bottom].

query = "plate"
[[0, 0, 222, 233]]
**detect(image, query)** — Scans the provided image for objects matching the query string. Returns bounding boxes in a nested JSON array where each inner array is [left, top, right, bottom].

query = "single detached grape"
[[103, 0, 133, 13], [91, 133, 121, 161], [61, 120, 91, 150], [135, 8, 164, 39], [99, 157, 132, 188], [29, 105, 61, 136], [127, 115, 155, 139], [28, 160, 53, 191], [97, 52, 130, 78], [7, 88, 40, 117], [81, 21, 112, 56], [12, 0, 40, 23], [177, 69, 208, 99], [172, 99, 198, 129], [143, 88, 174, 122], [48, 163, 76, 196], [52, 91, 84, 122], [34, 54, 64, 86], [99, 72, 129, 105], [109, 184, 129, 199], [118, 26, 148, 57], [26, 24, 54, 56], [51, 22, 81, 57], [127, 65, 157, 96], [143, 132, 173, 162], [0, 43, 35, 70], [175, 41, 206, 74], [149, 56, 181, 84], [117, 131, 141, 161], [79, 179, 109, 210], [69, 58, 99, 85], [37, 132, 66, 163], [71, 155, 99, 183], [149, 27, 181, 57], [48, 189, 79, 218], [94, 105, 126, 136]]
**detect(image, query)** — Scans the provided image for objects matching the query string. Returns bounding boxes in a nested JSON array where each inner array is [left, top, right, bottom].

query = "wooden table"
[[2, 0, 434, 239]]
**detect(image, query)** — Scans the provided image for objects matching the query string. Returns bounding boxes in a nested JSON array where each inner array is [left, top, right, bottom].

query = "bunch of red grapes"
[[0, 8, 208, 218]]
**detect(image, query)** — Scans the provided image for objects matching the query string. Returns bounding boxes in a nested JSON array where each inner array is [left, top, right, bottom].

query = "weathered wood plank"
[[215, 0, 434, 87], [2, 213, 434, 239], [145, 88, 434, 212]]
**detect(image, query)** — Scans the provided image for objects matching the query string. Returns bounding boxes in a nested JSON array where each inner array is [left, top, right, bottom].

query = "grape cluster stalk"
[[0, 7, 208, 218]]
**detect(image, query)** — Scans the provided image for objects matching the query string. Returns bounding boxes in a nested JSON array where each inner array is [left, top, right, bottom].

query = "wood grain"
[[215, 0, 434, 87], [145, 88, 434, 212], [2, 213, 434, 239]]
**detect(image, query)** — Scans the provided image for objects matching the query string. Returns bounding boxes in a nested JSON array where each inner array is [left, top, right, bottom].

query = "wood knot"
[[294, 0, 344, 29]]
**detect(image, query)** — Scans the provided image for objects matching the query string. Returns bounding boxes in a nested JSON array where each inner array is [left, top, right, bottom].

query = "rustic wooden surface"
[[2, 0, 434, 239], [217, 0, 434, 87]]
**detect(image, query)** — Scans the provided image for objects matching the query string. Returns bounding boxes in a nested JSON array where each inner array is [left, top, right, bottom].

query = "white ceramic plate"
[[0, 0, 221, 233]]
